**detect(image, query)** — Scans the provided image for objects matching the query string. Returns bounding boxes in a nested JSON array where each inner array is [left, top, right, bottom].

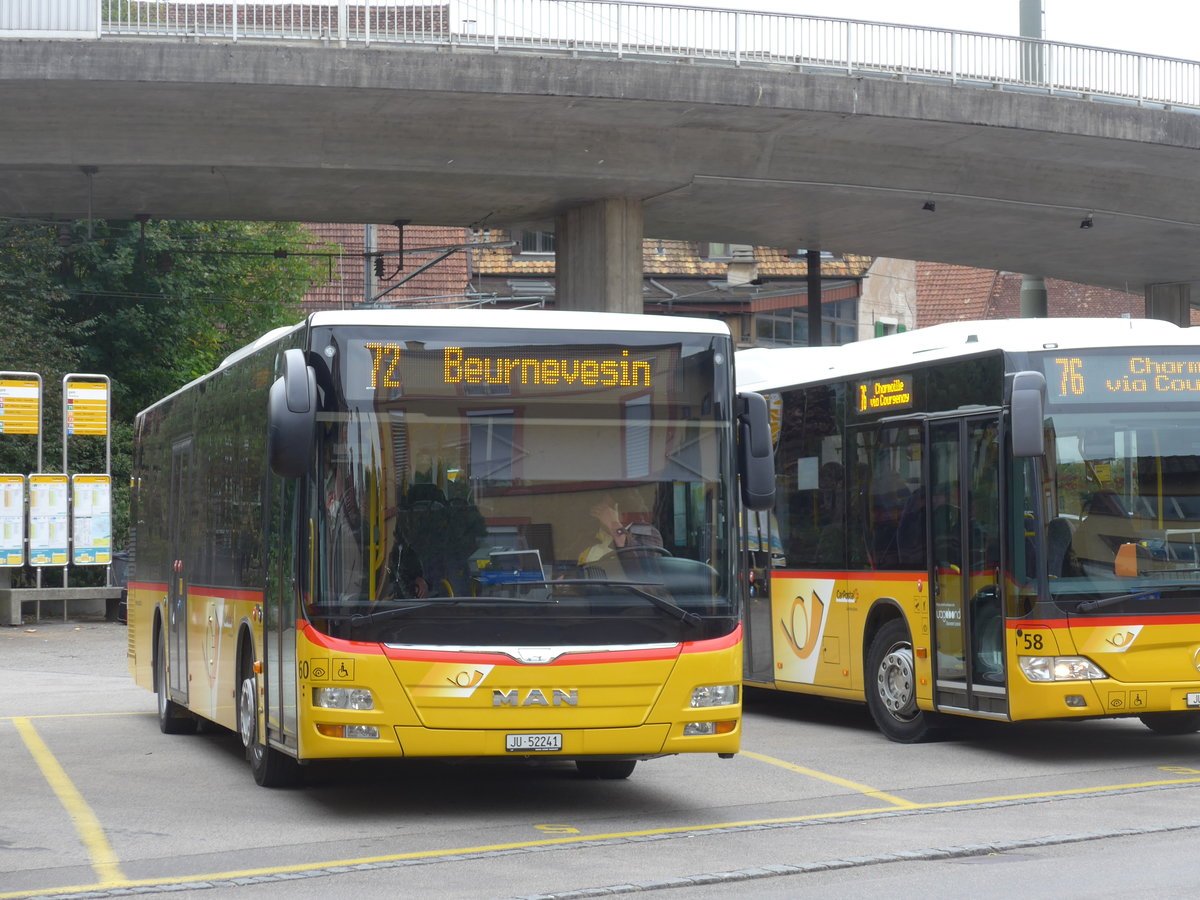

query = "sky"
[[663, 1, 1199, 62]]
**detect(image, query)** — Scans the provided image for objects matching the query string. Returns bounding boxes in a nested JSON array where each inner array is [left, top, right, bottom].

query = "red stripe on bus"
[[1007, 614, 1200, 629], [382, 645, 684, 665], [128, 581, 168, 592], [127, 581, 263, 604], [682, 623, 741, 653], [770, 570, 923, 582], [187, 587, 264, 603], [301, 621, 740, 663]]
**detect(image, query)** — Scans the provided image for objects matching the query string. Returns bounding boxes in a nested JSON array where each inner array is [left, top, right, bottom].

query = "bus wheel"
[[866, 619, 940, 743], [1138, 711, 1200, 735], [238, 659, 301, 788], [155, 629, 195, 735], [576, 759, 636, 779]]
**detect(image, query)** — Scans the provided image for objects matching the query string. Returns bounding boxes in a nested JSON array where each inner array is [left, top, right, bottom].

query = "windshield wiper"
[[312, 581, 703, 628], [343, 600, 556, 628], [1074, 586, 1191, 613], [548, 578, 703, 626], [310, 596, 560, 626]]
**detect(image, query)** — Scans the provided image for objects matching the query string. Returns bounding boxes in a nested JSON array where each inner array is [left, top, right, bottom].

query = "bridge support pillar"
[[1144, 283, 1192, 326], [554, 198, 644, 313]]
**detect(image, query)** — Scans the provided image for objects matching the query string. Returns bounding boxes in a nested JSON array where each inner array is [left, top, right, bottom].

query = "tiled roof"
[[300, 224, 470, 313], [914, 263, 1002, 326], [469, 275, 860, 315], [468, 233, 872, 280], [299, 226, 872, 312], [916, 262, 1148, 326]]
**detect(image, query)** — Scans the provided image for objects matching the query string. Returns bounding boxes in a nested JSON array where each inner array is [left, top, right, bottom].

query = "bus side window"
[[894, 488, 927, 568], [776, 384, 845, 569], [859, 425, 922, 571]]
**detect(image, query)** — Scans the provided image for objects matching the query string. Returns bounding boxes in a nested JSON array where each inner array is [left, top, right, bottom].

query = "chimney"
[[725, 244, 759, 286]]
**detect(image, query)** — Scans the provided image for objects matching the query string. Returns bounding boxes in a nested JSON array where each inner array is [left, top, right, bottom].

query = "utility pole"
[[807, 249, 822, 346], [363, 223, 377, 306]]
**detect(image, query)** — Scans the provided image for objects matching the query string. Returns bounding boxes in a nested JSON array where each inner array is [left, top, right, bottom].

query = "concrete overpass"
[[3, 5, 1200, 318]]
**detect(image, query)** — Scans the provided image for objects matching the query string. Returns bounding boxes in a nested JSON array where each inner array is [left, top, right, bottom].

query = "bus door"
[[742, 508, 776, 684], [264, 476, 299, 750], [928, 414, 1008, 718], [167, 438, 193, 705]]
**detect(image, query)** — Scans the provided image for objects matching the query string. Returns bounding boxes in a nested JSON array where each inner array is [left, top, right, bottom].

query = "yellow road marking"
[[739, 749, 919, 807], [4, 720, 1200, 900], [11, 717, 126, 886], [0, 712, 153, 722], [7, 773, 1200, 900]]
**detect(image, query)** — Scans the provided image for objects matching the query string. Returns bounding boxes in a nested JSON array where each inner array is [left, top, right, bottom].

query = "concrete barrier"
[[2, 587, 123, 626]]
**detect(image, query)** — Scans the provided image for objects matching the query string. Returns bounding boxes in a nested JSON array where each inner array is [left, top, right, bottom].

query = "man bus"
[[737, 318, 1200, 741], [128, 308, 773, 785]]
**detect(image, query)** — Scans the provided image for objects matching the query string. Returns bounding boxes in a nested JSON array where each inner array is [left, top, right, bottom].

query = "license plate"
[[506, 733, 562, 752], [1186, 692, 1200, 708]]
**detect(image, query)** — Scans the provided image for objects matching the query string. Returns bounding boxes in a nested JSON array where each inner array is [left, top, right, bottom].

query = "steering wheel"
[[611, 544, 672, 558]]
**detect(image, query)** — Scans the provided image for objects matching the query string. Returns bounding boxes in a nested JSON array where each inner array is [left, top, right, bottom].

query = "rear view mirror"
[[1010, 370, 1046, 458], [267, 348, 317, 479], [737, 391, 775, 511]]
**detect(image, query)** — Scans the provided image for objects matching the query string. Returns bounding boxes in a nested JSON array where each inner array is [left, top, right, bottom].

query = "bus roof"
[[306, 307, 730, 336], [736, 318, 1200, 393], [143, 310, 730, 418], [218, 309, 730, 371]]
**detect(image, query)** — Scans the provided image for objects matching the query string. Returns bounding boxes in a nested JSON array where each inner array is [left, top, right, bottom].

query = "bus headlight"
[[684, 720, 738, 736], [316, 723, 380, 739], [1018, 656, 1108, 682], [313, 687, 375, 710], [690, 685, 739, 707]]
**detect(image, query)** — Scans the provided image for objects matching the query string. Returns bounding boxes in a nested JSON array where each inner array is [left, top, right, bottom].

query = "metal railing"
[[19, 2, 1200, 110]]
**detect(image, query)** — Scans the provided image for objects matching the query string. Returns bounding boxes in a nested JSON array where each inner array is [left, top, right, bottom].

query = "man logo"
[[493, 689, 579, 707]]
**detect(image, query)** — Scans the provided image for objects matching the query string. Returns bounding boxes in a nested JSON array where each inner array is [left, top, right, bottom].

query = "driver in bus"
[[579, 495, 664, 565]]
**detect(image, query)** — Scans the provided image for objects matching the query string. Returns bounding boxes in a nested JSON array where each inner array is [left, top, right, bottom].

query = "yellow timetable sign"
[[72, 474, 112, 566], [0, 379, 40, 434], [0, 474, 24, 566], [66, 381, 108, 436], [28, 474, 69, 567]]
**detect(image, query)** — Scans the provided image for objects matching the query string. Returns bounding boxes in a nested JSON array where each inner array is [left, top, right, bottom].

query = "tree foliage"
[[0, 218, 332, 563], [50, 219, 327, 419]]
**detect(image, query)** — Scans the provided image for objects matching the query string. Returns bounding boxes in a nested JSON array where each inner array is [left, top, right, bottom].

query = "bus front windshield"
[[303, 325, 736, 646], [1038, 409, 1200, 613]]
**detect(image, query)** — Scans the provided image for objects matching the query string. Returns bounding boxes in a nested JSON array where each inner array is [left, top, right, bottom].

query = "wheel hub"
[[239, 676, 256, 748], [877, 644, 917, 719]]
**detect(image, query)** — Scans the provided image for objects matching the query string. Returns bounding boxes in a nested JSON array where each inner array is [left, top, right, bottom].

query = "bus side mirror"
[[268, 348, 317, 479], [738, 391, 776, 511], [1010, 370, 1045, 458]]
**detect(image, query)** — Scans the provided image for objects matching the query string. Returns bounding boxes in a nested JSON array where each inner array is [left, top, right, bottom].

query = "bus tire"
[[576, 759, 636, 779], [155, 628, 196, 735], [238, 657, 302, 788], [1138, 711, 1200, 735], [866, 619, 941, 743]]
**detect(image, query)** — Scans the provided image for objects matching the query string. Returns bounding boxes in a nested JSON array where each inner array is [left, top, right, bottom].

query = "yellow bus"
[[737, 318, 1200, 741], [128, 309, 773, 785]]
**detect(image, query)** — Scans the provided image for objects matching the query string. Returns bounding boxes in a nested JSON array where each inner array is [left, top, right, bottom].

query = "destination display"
[[353, 339, 669, 400], [855, 373, 915, 414], [1044, 352, 1200, 403]]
